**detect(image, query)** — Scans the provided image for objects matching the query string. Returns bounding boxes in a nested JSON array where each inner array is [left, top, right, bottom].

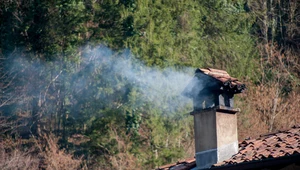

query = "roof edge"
[[210, 153, 300, 170]]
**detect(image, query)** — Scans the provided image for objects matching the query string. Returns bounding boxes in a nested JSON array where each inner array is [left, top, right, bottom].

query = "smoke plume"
[[4, 45, 195, 116]]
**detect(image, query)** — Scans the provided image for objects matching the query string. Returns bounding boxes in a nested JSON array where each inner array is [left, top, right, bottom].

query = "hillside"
[[0, 0, 299, 169]]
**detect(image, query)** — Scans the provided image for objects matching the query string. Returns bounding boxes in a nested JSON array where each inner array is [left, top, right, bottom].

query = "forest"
[[0, 0, 299, 169]]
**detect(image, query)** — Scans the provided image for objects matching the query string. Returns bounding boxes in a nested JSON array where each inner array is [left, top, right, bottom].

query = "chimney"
[[182, 68, 246, 169]]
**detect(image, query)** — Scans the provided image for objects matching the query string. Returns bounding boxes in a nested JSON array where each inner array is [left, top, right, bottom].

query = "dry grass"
[[0, 134, 85, 170], [0, 144, 40, 170], [0, 137, 40, 170], [42, 135, 85, 170]]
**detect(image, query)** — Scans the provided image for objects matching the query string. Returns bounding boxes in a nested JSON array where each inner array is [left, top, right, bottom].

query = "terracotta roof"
[[214, 125, 300, 167], [195, 68, 246, 93], [157, 125, 300, 170]]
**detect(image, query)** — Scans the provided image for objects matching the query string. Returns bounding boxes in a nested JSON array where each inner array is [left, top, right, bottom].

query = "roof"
[[214, 125, 300, 167], [157, 125, 300, 170]]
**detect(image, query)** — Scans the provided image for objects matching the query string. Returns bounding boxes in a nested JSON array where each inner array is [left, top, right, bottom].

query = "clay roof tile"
[[197, 68, 246, 93]]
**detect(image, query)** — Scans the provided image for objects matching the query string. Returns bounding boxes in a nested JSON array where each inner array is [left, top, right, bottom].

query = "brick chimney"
[[182, 68, 245, 169]]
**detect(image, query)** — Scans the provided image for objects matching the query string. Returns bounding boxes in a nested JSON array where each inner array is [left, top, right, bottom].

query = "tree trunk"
[[31, 96, 40, 136]]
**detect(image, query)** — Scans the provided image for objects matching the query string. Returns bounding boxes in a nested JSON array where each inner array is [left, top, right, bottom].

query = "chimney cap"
[[195, 68, 246, 94]]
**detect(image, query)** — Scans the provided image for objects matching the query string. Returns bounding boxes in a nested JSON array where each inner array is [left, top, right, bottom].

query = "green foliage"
[[88, 109, 125, 153], [125, 110, 141, 134], [113, 0, 259, 80]]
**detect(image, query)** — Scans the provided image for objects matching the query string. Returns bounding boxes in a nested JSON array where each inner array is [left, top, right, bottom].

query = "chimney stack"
[[183, 68, 245, 169]]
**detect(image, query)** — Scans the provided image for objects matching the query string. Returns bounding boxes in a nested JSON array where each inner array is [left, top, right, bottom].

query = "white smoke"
[[84, 46, 194, 113], [4, 45, 195, 115]]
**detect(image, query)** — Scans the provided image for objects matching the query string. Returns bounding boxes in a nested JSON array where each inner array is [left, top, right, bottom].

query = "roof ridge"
[[258, 125, 300, 138]]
